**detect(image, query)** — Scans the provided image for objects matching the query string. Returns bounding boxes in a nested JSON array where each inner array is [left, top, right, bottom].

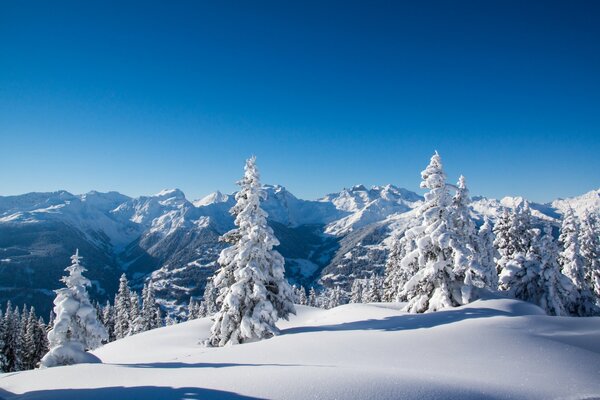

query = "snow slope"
[[2, 298, 599, 400]]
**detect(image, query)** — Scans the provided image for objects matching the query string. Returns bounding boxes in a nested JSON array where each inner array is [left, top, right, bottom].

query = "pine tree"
[[129, 292, 142, 335], [327, 286, 343, 308], [580, 213, 600, 301], [40, 250, 108, 367], [350, 279, 364, 303], [200, 280, 218, 316], [364, 277, 382, 303], [0, 309, 6, 372], [499, 226, 574, 315], [114, 273, 132, 339], [207, 157, 296, 346], [20, 307, 38, 370], [308, 287, 318, 307], [140, 283, 161, 330], [399, 152, 480, 313], [102, 301, 115, 342], [559, 209, 598, 316], [1, 302, 20, 372], [477, 217, 498, 288], [493, 208, 513, 278]]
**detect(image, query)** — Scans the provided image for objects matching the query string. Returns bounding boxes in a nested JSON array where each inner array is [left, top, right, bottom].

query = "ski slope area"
[[1, 298, 600, 400]]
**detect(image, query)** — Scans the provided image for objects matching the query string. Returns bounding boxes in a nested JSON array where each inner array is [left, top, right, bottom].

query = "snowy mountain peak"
[[193, 191, 230, 207], [154, 188, 186, 199]]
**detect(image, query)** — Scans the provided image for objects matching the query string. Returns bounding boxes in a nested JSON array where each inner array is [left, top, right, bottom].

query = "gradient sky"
[[1, 1, 599, 202]]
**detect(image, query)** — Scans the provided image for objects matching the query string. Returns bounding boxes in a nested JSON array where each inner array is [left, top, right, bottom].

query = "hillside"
[[1, 297, 599, 400]]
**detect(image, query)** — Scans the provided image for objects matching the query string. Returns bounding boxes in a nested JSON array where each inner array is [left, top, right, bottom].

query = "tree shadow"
[[282, 307, 513, 335], [0, 386, 266, 400], [117, 362, 306, 369]]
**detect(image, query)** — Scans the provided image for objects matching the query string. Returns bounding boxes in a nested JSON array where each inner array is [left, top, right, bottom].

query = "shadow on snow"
[[282, 306, 513, 335], [0, 386, 266, 400]]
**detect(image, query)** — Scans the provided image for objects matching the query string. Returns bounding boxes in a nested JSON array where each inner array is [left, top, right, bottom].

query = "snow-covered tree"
[[580, 213, 600, 301], [207, 157, 296, 346], [1, 302, 19, 372], [363, 277, 382, 303], [308, 287, 318, 307], [199, 280, 218, 317], [129, 292, 142, 335], [114, 274, 132, 339], [327, 286, 344, 309], [350, 279, 364, 303], [40, 250, 108, 368], [399, 152, 482, 313], [500, 226, 574, 316], [101, 301, 115, 342], [477, 217, 498, 288], [294, 286, 308, 305], [559, 209, 598, 316]]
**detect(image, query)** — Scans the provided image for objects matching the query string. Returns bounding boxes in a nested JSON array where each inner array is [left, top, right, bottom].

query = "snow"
[[1, 298, 599, 399]]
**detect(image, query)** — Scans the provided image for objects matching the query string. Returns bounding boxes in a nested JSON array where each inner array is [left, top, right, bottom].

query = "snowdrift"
[[1, 298, 600, 399]]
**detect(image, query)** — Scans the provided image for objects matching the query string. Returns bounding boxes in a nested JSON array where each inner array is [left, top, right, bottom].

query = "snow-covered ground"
[[1, 298, 600, 400]]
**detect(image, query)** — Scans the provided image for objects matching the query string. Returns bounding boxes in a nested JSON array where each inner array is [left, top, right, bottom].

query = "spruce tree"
[[580, 213, 600, 301], [207, 157, 295, 346], [477, 217, 498, 288], [559, 209, 598, 316], [350, 279, 364, 303], [41, 250, 108, 367], [102, 301, 115, 342], [308, 287, 318, 307], [399, 152, 480, 312], [114, 273, 132, 339]]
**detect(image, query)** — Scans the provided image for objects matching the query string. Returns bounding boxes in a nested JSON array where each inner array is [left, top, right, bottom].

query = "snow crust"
[[1, 298, 599, 400]]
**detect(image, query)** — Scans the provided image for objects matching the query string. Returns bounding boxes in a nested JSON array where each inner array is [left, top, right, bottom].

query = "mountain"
[[1, 185, 599, 317], [2, 298, 600, 399]]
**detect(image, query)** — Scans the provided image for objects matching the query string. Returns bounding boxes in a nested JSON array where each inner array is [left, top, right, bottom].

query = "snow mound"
[[1, 298, 600, 400]]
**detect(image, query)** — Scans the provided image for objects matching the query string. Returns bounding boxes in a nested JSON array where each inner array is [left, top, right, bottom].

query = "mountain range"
[[1, 184, 599, 317]]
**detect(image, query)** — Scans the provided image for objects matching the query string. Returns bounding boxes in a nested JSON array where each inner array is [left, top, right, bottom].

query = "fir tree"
[[308, 287, 318, 307], [350, 279, 364, 303], [477, 216, 498, 288], [580, 213, 600, 301], [41, 250, 108, 367], [114, 273, 132, 339], [559, 209, 598, 316], [207, 157, 296, 346], [399, 152, 481, 312], [1, 301, 20, 372], [102, 301, 115, 342]]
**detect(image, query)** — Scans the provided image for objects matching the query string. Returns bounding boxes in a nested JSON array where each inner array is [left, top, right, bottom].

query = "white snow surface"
[[2, 298, 600, 400]]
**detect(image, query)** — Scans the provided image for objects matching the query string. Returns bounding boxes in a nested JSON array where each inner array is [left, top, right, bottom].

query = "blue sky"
[[1, 1, 599, 202]]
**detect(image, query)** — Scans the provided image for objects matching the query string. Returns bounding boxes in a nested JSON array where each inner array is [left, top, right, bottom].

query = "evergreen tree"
[[364, 277, 382, 303], [129, 292, 142, 335], [580, 213, 600, 301], [207, 157, 296, 346], [1, 301, 20, 372], [350, 279, 364, 303], [477, 217, 498, 288], [0, 309, 6, 371], [308, 287, 318, 307], [41, 250, 108, 367], [102, 301, 115, 342], [559, 209, 598, 316], [140, 283, 161, 330], [327, 286, 343, 308], [499, 226, 574, 315], [114, 273, 132, 339], [399, 152, 481, 312], [200, 280, 218, 317]]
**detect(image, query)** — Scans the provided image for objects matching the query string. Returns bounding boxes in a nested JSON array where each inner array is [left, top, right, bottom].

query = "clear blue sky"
[[1, 1, 599, 202]]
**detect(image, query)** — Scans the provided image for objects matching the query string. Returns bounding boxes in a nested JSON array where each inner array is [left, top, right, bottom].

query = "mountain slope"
[[1, 185, 599, 316]]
